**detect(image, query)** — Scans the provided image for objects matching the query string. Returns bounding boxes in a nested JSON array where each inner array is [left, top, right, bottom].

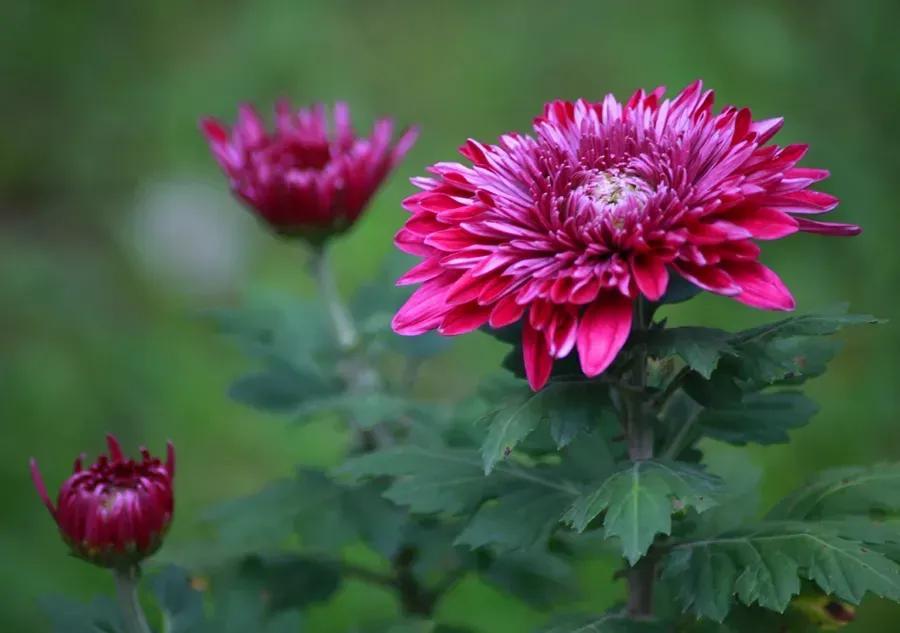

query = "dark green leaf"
[[564, 461, 722, 564], [656, 273, 703, 306], [481, 550, 578, 608], [697, 391, 818, 446], [239, 552, 341, 611], [644, 327, 734, 379], [455, 483, 573, 551], [663, 522, 900, 621], [481, 381, 612, 473]]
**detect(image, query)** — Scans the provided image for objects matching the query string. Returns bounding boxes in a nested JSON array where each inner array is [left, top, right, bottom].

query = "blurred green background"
[[2, 0, 898, 630]]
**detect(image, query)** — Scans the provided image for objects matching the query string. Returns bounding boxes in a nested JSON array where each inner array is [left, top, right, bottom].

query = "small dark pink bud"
[[200, 100, 419, 243], [30, 434, 175, 569]]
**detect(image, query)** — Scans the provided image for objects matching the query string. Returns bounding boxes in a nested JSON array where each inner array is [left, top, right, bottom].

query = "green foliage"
[[480, 550, 579, 609], [480, 381, 612, 473], [696, 391, 818, 446], [644, 327, 734, 379], [767, 463, 900, 521], [150, 566, 204, 633], [538, 613, 668, 632], [40, 595, 122, 633], [664, 522, 900, 621], [564, 461, 723, 564]]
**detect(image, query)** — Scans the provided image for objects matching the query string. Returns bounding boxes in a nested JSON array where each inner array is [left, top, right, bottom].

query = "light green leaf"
[[768, 463, 900, 520], [564, 461, 722, 564], [663, 522, 900, 621], [698, 391, 818, 445]]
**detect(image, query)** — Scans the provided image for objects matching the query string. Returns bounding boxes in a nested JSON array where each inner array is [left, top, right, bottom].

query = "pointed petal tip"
[[166, 441, 176, 478], [106, 434, 124, 462], [199, 117, 228, 143], [29, 458, 56, 517]]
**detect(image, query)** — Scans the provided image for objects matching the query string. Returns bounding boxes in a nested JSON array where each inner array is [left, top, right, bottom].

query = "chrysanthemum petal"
[[523, 322, 554, 390], [576, 294, 633, 377]]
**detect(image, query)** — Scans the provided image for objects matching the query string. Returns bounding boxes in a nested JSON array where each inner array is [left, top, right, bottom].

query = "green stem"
[[113, 566, 153, 633], [310, 244, 359, 351], [623, 299, 655, 618]]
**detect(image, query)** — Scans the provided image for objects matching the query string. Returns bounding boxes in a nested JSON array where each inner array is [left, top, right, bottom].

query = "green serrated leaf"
[[644, 327, 734, 378], [481, 381, 611, 473], [455, 483, 573, 551], [564, 461, 722, 564], [698, 391, 818, 446], [733, 305, 882, 343], [663, 522, 900, 621], [768, 463, 900, 520], [338, 446, 505, 515]]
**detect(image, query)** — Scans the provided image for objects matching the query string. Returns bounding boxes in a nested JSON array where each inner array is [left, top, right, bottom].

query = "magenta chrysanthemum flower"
[[30, 435, 175, 568], [201, 101, 418, 242], [392, 81, 860, 390]]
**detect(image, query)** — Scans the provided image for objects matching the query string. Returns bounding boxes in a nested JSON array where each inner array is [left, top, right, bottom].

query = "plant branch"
[[661, 408, 701, 460], [113, 566, 153, 633]]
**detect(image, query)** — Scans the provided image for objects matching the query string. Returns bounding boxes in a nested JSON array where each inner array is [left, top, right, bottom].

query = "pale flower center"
[[577, 170, 652, 227]]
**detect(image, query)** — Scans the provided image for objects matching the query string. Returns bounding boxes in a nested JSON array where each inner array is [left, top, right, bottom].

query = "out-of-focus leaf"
[[768, 463, 900, 520], [293, 391, 418, 428], [228, 358, 340, 414], [663, 522, 900, 621], [150, 566, 205, 633], [481, 550, 578, 609], [564, 460, 722, 564], [39, 595, 122, 633], [697, 391, 818, 445], [538, 613, 669, 632], [238, 552, 341, 612]]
